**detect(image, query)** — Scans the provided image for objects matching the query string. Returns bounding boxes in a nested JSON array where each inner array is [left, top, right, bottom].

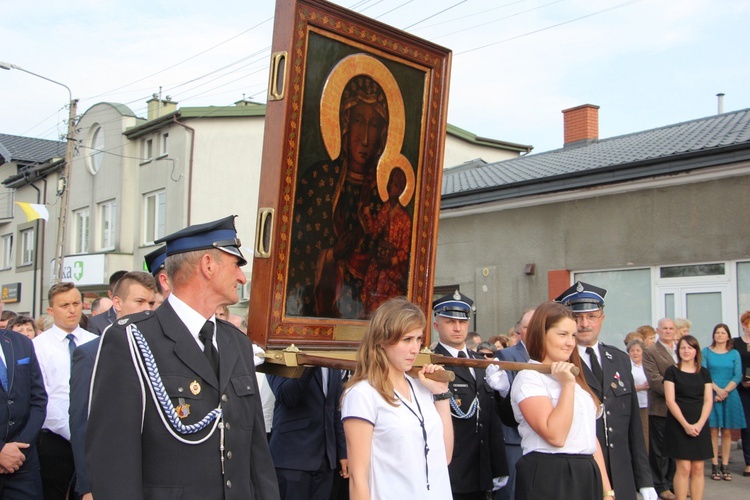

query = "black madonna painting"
[[248, 0, 451, 348], [286, 48, 419, 320]]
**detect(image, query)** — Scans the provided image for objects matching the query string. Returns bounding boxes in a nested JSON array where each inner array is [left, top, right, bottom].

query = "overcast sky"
[[2, 0, 748, 155]]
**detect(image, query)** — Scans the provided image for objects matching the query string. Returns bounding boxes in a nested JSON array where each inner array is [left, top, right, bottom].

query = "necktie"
[[199, 321, 220, 378], [0, 357, 7, 391], [586, 346, 603, 387], [457, 351, 467, 358], [66, 334, 77, 360], [456, 350, 476, 383]]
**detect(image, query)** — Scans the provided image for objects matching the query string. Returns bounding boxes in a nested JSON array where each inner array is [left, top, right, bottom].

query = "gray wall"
[[434, 174, 750, 337]]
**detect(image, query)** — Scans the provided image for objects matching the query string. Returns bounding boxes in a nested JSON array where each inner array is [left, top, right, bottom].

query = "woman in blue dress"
[[702, 323, 746, 481]]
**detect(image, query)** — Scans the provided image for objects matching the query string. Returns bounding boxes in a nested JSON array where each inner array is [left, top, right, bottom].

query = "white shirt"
[[33, 324, 97, 439], [168, 293, 218, 351], [511, 362, 599, 456], [658, 339, 678, 363], [342, 377, 451, 499], [577, 343, 602, 372], [631, 361, 648, 409], [437, 342, 475, 378]]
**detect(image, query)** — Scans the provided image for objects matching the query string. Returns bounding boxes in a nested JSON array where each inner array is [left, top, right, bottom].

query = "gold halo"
[[319, 53, 414, 205]]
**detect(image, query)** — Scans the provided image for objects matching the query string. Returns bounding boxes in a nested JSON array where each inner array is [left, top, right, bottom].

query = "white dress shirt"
[[33, 324, 97, 440], [168, 293, 218, 351]]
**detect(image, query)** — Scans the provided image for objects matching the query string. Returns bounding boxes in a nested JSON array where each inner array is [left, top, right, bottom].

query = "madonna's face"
[[346, 102, 385, 172]]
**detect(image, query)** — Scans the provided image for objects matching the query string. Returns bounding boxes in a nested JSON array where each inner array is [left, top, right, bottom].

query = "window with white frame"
[[161, 132, 169, 156], [144, 191, 166, 244], [1, 234, 13, 269], [20, 228, 34, 266], [99, 200, 116, 250], [74, 208, 90, 254], [141, 138, 153, 162]]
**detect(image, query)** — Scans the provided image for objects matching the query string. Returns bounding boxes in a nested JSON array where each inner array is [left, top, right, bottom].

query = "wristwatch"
[[432, 391, 452, 402]]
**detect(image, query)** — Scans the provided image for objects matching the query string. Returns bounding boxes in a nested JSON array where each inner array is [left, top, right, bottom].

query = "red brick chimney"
[[562, 104, 599, 147]]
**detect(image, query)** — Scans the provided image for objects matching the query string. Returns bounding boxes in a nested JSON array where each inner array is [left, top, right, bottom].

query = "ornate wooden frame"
[[248, 0, 451, 349]]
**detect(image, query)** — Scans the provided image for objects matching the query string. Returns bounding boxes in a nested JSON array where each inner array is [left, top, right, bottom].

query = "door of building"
[[656, 282, 733, 346]]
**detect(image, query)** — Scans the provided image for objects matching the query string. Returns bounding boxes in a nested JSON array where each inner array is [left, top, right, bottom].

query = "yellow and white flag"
[[15, 202, 49, 222]]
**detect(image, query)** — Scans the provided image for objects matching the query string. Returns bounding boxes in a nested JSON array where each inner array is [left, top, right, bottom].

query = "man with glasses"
[[556, 282, 657, 500]]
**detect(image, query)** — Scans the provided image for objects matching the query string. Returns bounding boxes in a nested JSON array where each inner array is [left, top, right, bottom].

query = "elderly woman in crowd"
[[637, 325, 657, 347], [628, 338, 649, 451], [674, 319, 692, 341], [7, 315, 39, 339]]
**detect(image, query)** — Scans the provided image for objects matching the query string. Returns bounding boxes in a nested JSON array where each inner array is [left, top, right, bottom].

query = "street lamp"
[[1, 61, 77, 285]]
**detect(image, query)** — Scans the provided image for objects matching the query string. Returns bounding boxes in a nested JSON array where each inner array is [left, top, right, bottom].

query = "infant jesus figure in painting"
[[362, 166, 412, 314]]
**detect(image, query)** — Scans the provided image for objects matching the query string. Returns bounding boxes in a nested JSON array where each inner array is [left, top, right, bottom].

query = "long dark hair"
[[676, 335, 702, 372], [710, 323, 733, 350], [526, 302, 599, 407]]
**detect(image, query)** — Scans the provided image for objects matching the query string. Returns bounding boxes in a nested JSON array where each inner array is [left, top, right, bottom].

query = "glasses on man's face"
[[480, 351, 494, 359], [574, 314, 603, 324]]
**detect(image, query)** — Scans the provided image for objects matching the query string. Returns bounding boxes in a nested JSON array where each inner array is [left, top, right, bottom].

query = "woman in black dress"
[[664, 335, 713, 500]]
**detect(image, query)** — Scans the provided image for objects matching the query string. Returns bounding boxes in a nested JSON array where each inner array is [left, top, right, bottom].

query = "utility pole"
[[0, 61, 76, 283], [52, 98, 78, 283]]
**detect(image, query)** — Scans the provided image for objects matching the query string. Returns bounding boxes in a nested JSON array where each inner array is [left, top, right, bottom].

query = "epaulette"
[[115, 310, 153, 326]]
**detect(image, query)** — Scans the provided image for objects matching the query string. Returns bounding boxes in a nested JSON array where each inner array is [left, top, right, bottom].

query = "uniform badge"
[[611, 382, 617, 389], [614, 371, 624, 387], [118, 318, 130, 325], [455, 398, 462, 407], [176, 398, 191, 419], [190, 380, 201, 395]]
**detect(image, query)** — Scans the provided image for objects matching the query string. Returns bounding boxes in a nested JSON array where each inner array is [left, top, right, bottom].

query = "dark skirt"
[[515, 452, 603, 500]]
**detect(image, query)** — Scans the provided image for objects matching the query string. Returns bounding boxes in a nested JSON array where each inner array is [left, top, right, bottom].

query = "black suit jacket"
[[267, 367, 346, 471], [581, 343, 653, 500], [70, 337, 99, 495], [86, 306, 116, 336], [0, 329, 47, 475], [85, 302, 280, 500], [433, 343, 507, 494]]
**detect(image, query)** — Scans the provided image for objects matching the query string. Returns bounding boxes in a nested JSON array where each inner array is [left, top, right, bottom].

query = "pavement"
[[637, 441, 749, 499]]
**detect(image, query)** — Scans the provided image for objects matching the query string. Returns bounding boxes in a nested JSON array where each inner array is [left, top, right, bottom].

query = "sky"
[[2, 0, 748, 155]]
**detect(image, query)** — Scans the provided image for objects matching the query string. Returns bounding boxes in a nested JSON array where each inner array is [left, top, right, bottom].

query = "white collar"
[[168, 293, 216, 342], [438, 342, 468, 358]]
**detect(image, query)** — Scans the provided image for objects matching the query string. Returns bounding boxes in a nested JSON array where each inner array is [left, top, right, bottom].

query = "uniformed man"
[[85, 216, 280, 499], [432, 290, 507, 500], [555, 282, 657, 500]]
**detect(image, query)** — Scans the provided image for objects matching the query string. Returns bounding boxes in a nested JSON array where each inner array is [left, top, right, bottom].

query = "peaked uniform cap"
[[432, 290, 475, 319], [144, 246, 167, 276], [554, 281, 607, 312], [156, 215, 247, 266]]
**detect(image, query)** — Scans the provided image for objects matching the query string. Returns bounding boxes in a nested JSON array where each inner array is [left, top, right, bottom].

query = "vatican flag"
[[15, 202, 49, 222]]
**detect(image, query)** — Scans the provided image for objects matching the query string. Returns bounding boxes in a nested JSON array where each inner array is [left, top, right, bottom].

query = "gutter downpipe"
[[26, 174, 40, 317], [171, 116, 195, 225], [39, 177, 47, 316]]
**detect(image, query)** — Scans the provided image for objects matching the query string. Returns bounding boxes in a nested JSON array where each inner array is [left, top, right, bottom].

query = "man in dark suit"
[[432, 290, 507, 500], [487, 308, 534, 500], [555, 281, 656, 500], [85, 216, 279, 499], [267, 367, 346, 500], [86, 270, 127, 335], [643, 318, 678, 499], [70, 271, 158, 500], [0, 328, 47, 498]]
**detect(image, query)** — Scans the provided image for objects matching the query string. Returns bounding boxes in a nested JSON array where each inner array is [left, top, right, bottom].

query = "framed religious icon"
[[248, 0, 452, 349]]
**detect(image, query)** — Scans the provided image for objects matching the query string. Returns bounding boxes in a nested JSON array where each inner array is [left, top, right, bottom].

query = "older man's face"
[[658, 319, 676, 345]]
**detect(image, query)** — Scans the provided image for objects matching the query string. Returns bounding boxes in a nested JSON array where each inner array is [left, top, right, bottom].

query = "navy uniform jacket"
[[267, 367, 346, 471], [86, 306, 115, 335], [70, 337, 100, 495], [85, 303, 280, 500], [495, 342, 529, 443], [0, 330, 47, 474], [434, 343, 507, 494], [582, 343, 653, 500]]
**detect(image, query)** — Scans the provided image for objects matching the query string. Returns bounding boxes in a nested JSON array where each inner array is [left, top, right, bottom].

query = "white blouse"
[[511, 362, 599, 456], [341, 377, 451, 499], [630, 361, 648, 409]]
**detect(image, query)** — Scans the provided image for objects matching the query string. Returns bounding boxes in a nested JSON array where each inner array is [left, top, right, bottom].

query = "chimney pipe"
[[562, 104, 600, 147], [716, 93, 725, 115]]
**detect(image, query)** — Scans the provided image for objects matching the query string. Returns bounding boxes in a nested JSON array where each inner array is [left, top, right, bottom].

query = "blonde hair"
[[345, 297, 425, 406]]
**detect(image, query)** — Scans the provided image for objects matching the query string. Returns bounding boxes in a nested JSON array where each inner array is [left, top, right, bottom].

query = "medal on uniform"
[[611, 382, 617, 389], [455, 398, 462, 407], [190, 380, 201, 395], [614, 371, 624, 387], [176, 398, 191, 419]]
